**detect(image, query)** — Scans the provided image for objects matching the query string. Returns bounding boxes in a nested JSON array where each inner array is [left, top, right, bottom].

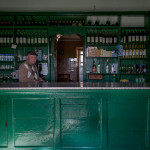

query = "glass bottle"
[[92, 60, 96, 73], [97, 61, 101, 73], [106, 59, 109, 73]]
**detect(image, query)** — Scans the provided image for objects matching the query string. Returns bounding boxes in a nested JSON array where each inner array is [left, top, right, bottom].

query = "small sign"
[[11, 44, 17, 49]]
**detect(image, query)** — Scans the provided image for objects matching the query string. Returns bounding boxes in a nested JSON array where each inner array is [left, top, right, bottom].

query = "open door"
[[55, 34, 83, 82]]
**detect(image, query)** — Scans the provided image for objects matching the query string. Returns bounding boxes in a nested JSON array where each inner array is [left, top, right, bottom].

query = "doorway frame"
[[49, 27, 86, 82]]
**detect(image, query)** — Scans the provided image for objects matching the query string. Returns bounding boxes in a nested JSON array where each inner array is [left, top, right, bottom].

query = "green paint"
[[0, 89, 149, 149]]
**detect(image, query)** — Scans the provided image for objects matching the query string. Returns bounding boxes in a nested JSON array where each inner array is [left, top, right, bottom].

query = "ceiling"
[[0, 0, 150, 12]]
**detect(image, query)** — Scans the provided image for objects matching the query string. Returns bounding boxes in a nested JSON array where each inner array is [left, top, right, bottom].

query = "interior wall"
[[57, 41, 82, 58], [0, 0, 150, 12], [57, 40, 82, 82]]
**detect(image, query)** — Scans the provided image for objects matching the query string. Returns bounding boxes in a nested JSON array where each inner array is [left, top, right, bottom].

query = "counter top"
[[0, 82, 150, 89]]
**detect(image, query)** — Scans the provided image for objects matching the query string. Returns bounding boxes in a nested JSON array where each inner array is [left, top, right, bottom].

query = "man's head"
[[27, 51, 38, 65]]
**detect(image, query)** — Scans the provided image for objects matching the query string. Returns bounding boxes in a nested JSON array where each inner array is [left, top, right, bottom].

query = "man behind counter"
[[18, 51, 44, 82]]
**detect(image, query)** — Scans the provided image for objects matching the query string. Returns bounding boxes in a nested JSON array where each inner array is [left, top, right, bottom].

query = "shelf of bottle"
[[86, 26, 119, 29], [120, 57, 147, 60], [0, 69, 14, 71], [121, 27, 147, 29], [0, 44, 12, 47], [16, 44, 48, 47], [0, 26, 13, 29], [86, 56, 118, 59], [88, 72, 116, 75], [86, 44, 117, 47], [120, 73, 147, 75], [120, 42, 148, 45], [14, 26, 48, 29], [0, 61, 14, 63]]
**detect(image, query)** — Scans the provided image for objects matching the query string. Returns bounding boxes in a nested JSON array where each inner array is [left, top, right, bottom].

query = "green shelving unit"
[[0, 11, 149, 82]]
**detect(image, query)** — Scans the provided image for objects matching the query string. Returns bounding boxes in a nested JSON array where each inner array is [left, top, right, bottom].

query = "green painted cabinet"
[[0, 99, 7, 147], [0, 88, 150, 150]]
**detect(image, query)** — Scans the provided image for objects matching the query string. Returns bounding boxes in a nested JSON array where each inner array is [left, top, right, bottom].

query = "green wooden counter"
[[0, 82, 150, 150]]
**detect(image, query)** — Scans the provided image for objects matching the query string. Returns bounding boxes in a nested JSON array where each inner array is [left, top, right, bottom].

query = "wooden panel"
[[0, 99, 7, 147]]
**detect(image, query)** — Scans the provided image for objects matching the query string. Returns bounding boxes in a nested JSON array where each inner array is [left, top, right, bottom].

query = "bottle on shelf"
[[98, 31, 103, 44], [109, 31, 113, 44], [95, 31, 99, 44], [91, 31, 95, 44], [106, 59, 109, 73], [92, 60, 96, 73], [105, 20, 111, 26], [120, 30, 124, 44], [128, 44, 132, 58], [113, 31, 117, 44], [122, 45, 126, 58], [97, 61, 101, 73], [125, 44, 129, 58], [136, 44, 140, 58], [131, 30, 135, 43], [19, 31, 23, 45], [135, 30, 139, 43], [22, 31, 26, 45], [102, 31, 106, 44], [128, 30, 132, 44], [123, 30, 127, 43], [34, 33, 38, 44], [143, 30, 147, 43], [106, 31, 109, 44]]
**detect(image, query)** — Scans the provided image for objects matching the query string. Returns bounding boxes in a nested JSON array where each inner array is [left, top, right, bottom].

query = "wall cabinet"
[[0, 12, 149, 82]]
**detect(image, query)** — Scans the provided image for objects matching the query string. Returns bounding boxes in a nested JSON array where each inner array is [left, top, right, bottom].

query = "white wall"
[[0, 0, 149, 12]]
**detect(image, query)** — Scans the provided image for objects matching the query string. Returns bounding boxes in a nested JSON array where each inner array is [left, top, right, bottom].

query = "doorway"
[[55, 34, 83, 82]]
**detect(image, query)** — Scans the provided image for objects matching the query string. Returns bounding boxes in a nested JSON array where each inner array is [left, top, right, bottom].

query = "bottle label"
[[27, 38, 30, 44], [20, 37, 23, 44], [23, 37, 26, 44], [100, 37, 102, 43], [143, 49, 146, 56], [102, 37, 105, 44], [106, 66, 109, 73], [35, 38, 37, 44], [109, 37, 112, 44], [140, 36, 143, 42], [114, 37, 117, 44], [11, 37, 13, 43], [31, 38, 34, 44], [136, 36, 139, 42], [7, 37, 10, 43], [144, 36, 146, 42], [128, 36, 131, 42], [87, 37, 90, 43], [0, 37, 2, 43], [136, 50, 139, 56], [42, 37, 45, 43], [126, 50, 129, 56], [129, 50, 132, 56], [92, 66, 96, 72], [140, 50, 143, 56], [97, 65, 100, 73], [123, 50, 125, 56], [91, 37, 94, 43], [121, 37, 123, 43], [132, 36, 135, 42], [95, 37, 98, 43], [45, 38, 48, 43], [3, 37, 6, 43], [16, 37, 19, 44], [38, 38, 41, 44], [106, 37, 109, 44], [123, 36, 126, 43], [133, 50, 135, 56]]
